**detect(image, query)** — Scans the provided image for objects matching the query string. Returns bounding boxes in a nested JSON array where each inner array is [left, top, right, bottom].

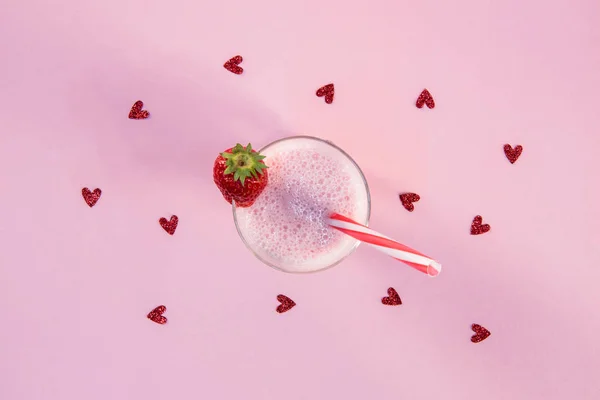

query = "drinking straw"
[[326, 213, 442, 277]]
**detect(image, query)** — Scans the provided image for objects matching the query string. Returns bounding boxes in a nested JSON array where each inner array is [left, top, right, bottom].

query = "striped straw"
[[326, 213, 442, 277]]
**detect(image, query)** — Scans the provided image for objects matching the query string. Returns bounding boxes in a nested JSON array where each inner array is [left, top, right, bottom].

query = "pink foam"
[[240, 144, 367, 268]]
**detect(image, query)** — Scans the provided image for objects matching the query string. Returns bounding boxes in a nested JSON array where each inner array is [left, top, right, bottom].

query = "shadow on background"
[[62, 50, 291, 186]]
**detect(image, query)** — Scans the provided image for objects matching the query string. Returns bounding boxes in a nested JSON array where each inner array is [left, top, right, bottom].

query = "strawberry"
[[213, 143, 269, 207]]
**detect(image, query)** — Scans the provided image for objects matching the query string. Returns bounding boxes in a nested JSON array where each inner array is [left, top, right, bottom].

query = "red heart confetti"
[[504, 144, 523, 164], [147, 305, 167, 325], [471, 323, 491, 343], [159, 215, 179, 235], [381, 287, 402, 306], [223, 55, 244, 75], [399, 193, 420, 212], [316, 84, 335, 104], [276, 294, 296, 313], [128, 100, 150, 119], [416, 89, 435, 109], [470, 215, 491, 235], [81, 187, 102, 207]]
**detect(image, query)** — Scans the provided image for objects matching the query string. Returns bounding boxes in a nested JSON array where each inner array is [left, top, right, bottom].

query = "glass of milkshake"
[[233, 136, 371, 273]]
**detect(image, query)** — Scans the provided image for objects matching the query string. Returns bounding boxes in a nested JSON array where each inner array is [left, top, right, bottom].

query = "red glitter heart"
[[504, 144, 523, 164], [399, 193, 420, 212], [276, 294, 296, 313], [128, 100, 150, 119], [81, 187, 102, 207], [316, 84, 335, 104], [147, 305, 167, 325], [381, 287, 402, 306], [471, 323, 491, 343], [416, 89, 435, 109], [470, 215, 491, 235], [159, 215, 179, 235], [223, 55, 244, 75]]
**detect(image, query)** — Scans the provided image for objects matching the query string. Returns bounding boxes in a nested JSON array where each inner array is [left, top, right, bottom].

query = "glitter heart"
[[276, 294, 296, 313], [381, 287, 402, 306], [159, 215, 179, 235], [471, 323, 491, 343], [416, 89, 435, 109], [223, 55, 244, 75], [316, 84, 335, 104], [504, 144, 523, 164], [147, 305, 167, 325], [81, 187, 102, 207], [470, 215, 491, 235], [128, 100, 150, 119], [399, 193, 420, 212]]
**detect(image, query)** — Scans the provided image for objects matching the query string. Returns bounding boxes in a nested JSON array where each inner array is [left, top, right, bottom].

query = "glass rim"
[[232, 135, 371, 274]]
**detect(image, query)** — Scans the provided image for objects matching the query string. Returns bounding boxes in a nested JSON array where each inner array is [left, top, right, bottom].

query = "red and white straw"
[[326, 213, 442, 277]]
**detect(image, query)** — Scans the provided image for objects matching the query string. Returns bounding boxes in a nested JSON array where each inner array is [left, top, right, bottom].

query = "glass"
[[232, 136, 371, 273]]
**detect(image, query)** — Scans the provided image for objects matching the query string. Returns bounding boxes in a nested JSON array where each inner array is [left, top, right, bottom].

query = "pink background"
[[1, 0, 600, 399]]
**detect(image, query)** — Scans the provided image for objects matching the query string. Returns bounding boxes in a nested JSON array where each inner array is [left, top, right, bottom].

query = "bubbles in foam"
[[237, 138, 369, 272]]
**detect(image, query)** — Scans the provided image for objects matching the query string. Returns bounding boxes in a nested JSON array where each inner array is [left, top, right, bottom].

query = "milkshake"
[[233, 136, 371, 273]]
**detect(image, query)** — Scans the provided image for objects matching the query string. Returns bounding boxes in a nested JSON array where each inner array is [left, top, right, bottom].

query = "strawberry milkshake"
[[232, 136, 371, 273]]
